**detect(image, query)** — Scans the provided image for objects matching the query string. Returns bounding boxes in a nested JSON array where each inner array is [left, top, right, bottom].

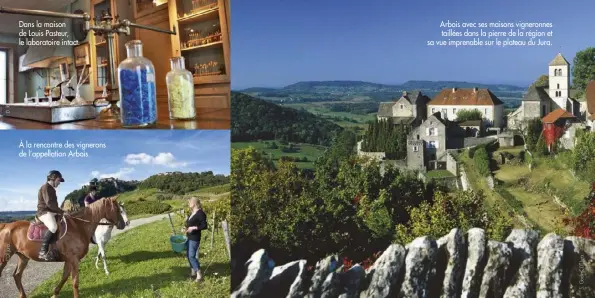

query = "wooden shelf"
[[178, 6, 218, 24], [193, 74, 229, 85], [95, 41, 106, 46], [135, 2, 168, 19], [181, 40, 222, 52]]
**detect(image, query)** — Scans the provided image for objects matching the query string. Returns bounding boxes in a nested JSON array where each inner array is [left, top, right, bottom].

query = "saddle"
[[27, 215, 67, 243]]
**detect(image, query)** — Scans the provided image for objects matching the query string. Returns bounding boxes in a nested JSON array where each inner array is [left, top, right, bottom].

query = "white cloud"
[[124, 152, 188, 168], [90, 168, 135, 180], [0, 196, 38, 212]]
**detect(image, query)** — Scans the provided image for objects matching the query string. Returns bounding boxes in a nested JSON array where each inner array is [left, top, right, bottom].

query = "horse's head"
[[105, 196, 126, 230], [118, 203, 130, 226]]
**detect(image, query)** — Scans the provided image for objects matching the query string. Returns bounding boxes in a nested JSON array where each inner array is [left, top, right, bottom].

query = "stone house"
[[407, 113, 465, 170], [427, 87, 505, 128], [542, 108, 580, 152], [377, 91, 431, 125]]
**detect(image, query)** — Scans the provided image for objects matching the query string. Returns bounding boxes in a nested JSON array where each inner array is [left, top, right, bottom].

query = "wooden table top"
[[0, 107, 230, 130]]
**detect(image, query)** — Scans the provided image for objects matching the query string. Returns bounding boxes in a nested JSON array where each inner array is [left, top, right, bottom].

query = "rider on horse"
[[37, 170, 66, 261]]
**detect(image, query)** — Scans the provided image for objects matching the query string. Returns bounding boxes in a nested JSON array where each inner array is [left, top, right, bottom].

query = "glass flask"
[[166, 56, 196, 120], [118, 40, 157, 128]]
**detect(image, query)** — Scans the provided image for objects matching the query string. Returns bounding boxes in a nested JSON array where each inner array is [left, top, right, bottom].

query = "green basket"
[[169, 235, 187, 253]]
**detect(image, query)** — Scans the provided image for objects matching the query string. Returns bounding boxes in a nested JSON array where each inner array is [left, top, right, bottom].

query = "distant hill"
[[64, 172, 229, 206], [231, 92, 343, 146], [239, 80, 526, 108]]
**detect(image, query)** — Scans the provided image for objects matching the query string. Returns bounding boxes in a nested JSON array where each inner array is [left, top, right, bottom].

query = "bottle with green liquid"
[[166, 56, 196, 120]]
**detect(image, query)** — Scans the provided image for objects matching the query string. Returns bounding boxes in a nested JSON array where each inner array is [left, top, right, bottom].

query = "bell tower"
[[548, 53, 570, 110]]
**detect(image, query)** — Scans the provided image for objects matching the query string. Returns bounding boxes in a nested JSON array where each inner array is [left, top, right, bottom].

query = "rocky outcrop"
[[232, 229, 595, 298]]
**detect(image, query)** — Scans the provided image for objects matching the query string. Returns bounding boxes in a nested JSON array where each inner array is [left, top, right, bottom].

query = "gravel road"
[[0, 213, 173, 297]]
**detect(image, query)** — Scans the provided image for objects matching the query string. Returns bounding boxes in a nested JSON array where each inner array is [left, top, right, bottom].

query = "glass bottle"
[[166, 56, 196, 120], [117, 40, 157, 128]]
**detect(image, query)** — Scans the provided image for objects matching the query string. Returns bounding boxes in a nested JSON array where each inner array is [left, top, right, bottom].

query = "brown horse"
[[0, 196, 125, 298]]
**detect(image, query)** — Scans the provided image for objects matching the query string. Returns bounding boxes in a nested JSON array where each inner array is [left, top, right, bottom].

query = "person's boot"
[[195, 270, 203, 282], [190, 268, 197, 278], [39, 230, 54, 261]]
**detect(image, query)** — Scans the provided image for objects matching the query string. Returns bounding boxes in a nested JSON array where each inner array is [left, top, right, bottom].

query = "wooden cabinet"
[[168, 0, 230, 108]]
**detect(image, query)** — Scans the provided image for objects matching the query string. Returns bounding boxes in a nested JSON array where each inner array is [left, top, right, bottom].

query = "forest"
[[231, 92, 343, 146], [360, 118, 410, 159]]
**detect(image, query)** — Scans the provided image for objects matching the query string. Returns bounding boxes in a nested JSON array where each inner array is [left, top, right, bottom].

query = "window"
[[428, 141, 437, 148], [542, 105, 546, 117], [0, 50, 6, 104], [484, 108, 487, 116], [557, 83, 560, 89], [554, 69, 558, 76], [429, 127, 436, 136], [431, 108, 435, 113], [416, 134, 420, 140], [400, 104, 404, 109], [442, 109, 447, 117], [413, 145, 419, 152]]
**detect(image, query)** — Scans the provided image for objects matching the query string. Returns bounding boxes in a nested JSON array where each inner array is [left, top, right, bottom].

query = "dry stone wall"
[[231, 228, 594, 298]]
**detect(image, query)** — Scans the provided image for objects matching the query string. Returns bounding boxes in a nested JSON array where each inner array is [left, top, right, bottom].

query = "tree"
[[572, 47, 595, 98], [530, 74, 549, 88], [524, 118, 543, 151], [473, 147, 491, 176], [572, 131, 595, 181], [456, 109, 483, 122]]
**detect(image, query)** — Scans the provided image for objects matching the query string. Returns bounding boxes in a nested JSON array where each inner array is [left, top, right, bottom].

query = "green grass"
[[30, 217, 230, 298], [283, 103, 376, 129], [231, 141, 326, 169], [426, 170, 455, 179]]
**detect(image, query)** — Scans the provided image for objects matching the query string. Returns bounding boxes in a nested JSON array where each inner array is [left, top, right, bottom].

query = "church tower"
[[548, 53, 570, 110]]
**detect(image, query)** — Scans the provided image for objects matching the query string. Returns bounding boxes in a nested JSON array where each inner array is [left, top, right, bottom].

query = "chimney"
[[452, 87, 457, 93], [473, 87, 478, 92], [402, 91, 408, 96]]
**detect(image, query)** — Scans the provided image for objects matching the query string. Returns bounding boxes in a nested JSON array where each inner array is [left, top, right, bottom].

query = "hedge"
[[125, 200, 172, 216]]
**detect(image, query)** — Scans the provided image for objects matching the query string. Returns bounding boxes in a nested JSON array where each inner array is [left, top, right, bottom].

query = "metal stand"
[[0, 6, 177, 123]]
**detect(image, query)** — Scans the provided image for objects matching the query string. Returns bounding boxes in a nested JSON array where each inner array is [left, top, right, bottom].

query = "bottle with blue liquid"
[[118, 40, 157, 128]]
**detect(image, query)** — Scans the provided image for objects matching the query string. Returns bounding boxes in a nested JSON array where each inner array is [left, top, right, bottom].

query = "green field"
[[117, 185, 231, 219], [30, 217, 230, 298], [426, 170, 455, 179], [284, 103, 375, 129], [232, 141, 326, 169]]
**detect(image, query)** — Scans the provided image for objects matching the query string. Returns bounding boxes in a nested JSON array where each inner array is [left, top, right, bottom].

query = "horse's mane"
[[71, 198, 115, 223]]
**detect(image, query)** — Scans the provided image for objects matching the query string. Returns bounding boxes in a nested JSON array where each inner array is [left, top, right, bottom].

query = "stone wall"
[[446, 151, 458, 176], [231, 229, 594, 298], [357, 141, 386, 161]]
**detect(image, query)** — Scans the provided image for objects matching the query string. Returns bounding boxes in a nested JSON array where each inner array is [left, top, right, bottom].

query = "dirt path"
[[0, 213, 172, 297]]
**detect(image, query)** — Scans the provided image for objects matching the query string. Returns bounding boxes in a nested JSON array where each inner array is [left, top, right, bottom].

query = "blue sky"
[[0, 130, 230, 211], [231, 0, 595, 89]]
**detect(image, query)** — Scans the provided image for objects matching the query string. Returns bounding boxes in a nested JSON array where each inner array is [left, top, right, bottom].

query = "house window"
[[429, 127, 436, 136], [413, 145, 419, 152], [428, 141, 437, 148], [416, 134, 420, 140], [442, 109, 447, 117], [431, 108, 435, 113], [484, 108, 487, 116], [453, 108, 457, 115], [400, 104, 404, 109], [0, 49, 6, 104], [557, 83, 560, 89]]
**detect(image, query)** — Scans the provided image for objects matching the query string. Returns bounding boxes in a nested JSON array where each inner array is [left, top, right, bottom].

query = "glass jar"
[[118, 40, 157, 128], [166, 56, 195, 120]]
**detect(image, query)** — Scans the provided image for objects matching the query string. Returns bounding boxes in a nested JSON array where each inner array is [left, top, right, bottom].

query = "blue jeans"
[[186, 240, 200, 271]]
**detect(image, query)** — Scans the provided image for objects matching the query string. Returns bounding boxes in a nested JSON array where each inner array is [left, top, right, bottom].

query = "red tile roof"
[[586, 81, 595, 115], [542, 108, 576, 123], [429, 88, 504, 106]]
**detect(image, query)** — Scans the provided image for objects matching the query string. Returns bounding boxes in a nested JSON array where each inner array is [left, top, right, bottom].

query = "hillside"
[[64, 172, 229, 206], [239, 80, 526, 108], [231, 92, 343, 146]]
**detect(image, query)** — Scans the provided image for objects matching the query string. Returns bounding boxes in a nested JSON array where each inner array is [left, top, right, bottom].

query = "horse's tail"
[[0, 225, 12, 263]]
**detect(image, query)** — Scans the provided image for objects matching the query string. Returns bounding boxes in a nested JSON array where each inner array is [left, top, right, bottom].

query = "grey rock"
[[338, 264, 366, 298], [461, 228, 487, 298], [564, 236, 595, 298], [504, 229, 539, 297], [308, 254, 339, 297], [479, 240, 511, 298], [231, 249, 274, 298], [265, 260, 307, 298], [360, 244, 406, 298], [399, 236, 438, 298], [536, 233, 564, 298], [321, 272, 342, 298], [435, 228, 466, 298]]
